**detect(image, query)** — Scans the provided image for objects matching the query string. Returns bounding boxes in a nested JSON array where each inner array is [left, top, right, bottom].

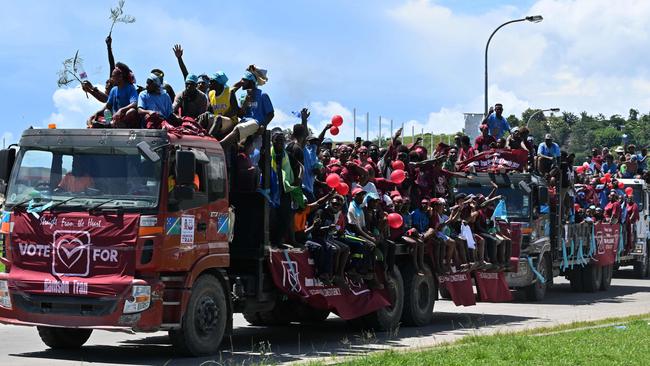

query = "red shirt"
[[458, 146, 476, 162], [604, 201, 621, 221], [474, 135, 496, 153]]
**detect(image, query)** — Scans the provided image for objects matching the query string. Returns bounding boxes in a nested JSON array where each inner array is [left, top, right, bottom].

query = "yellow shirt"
[[208, 87, 231, 116]]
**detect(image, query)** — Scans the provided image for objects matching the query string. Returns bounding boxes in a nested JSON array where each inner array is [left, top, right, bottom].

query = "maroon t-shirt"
[[474, 135, 496, 152]]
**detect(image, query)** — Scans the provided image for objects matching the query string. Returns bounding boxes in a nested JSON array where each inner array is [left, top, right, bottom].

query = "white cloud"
[[44, 86, 103, 128]]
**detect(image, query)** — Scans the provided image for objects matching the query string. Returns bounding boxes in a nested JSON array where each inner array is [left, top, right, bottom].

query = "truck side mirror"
[[137, 141, 160, 163], [0, 148, 16, 193], [175, 150, 196, 187]]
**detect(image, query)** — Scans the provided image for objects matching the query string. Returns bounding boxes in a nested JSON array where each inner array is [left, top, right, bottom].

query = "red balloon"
[[582, 162, 589, 169], [326, 174, 341, 188], [599, 177, 607, 184], [391, 160, 405, 171], [625, 187, 634, 197], [331, 115, 343, 127], [604, 173, 612, 181], [329, 126, 339, 135], [618, 182, 625, 189], [336, 182, 349, 195], [390, 169, 406, 184], [387, 213, 404, 229], [576, 166, 584, 174]]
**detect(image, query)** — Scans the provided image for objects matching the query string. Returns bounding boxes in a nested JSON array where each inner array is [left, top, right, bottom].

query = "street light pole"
[[526, 108, 560, 128], [484, 15, 543, 116]]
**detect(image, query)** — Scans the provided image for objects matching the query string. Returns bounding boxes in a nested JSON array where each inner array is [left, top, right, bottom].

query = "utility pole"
[[366, 112, 369, 142], [353, 108, 356, 141], [378, 116, 382, 147]]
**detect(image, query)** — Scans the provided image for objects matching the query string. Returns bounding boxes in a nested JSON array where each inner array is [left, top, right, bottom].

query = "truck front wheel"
[[524, 255, 550, 301], [169, 274, 228, 356], [37, 327, 92, 349]]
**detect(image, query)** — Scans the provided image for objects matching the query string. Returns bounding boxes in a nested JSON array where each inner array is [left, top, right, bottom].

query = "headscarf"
[[211, 71, 229, 86]]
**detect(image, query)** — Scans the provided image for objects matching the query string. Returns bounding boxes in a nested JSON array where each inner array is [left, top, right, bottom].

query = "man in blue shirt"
[[138, 74, 173, 124], [235, 71, 274, 127], [601, 154, 618, 175], [482, 103, 510, 139], [88, 62, 139, 128], [536, 134, 560, 174]]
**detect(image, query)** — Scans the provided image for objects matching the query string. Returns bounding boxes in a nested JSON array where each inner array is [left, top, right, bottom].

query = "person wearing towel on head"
[[137, 74, 173, 125]]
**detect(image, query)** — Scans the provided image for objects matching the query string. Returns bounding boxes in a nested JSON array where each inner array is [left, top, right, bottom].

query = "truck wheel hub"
[[196, 297, 218, 333]]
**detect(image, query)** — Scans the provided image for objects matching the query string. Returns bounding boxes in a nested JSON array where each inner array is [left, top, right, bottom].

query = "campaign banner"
[[268, 250, 390, 320], [9, 211, 139, 297], [593, 223, 620, 267], [456, 149, 528, 173], [438, 272, 476, 306], [474, 271, 513, 302]]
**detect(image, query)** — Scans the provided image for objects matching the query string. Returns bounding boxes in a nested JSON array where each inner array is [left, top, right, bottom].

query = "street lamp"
[[526, 108, 560, 127], [484, 15, 544, 116]]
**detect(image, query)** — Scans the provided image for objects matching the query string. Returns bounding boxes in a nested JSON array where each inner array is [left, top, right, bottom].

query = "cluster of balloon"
[[387, 212, 403, 229], [330, 115, 343, 135], [326, 173, 341, 188], [390, 169, 406, 184], [336, 182, 349, 195], [625, 186, 634, 197]]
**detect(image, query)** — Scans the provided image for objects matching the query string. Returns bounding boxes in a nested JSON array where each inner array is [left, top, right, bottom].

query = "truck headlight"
[[530, 230, 537, 242], [0, 280, 12, 310], [123, 285, 150, 314]]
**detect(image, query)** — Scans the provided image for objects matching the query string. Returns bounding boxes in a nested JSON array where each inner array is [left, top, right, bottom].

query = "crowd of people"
[[77, 36, 646, 289]]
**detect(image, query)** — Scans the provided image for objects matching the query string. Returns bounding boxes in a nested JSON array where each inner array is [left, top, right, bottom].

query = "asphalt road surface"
[[1, 269, 649, 366]]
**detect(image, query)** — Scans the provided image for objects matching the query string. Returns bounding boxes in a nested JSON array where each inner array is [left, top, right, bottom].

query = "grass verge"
[[324, 313, 650, 366]]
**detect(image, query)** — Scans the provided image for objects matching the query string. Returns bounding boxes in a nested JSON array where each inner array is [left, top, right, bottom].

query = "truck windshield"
[[456, 186, 530, 220], [5, 147, 162, 210]]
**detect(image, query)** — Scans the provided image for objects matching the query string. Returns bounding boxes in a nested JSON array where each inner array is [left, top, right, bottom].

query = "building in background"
[[464, 113, 484, 141]]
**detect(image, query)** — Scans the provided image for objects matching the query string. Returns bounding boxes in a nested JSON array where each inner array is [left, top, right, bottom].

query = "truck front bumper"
[[505, 258, 535, 288]]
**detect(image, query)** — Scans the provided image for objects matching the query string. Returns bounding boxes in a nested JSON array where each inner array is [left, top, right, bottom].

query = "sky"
[[1, 0, 650, 146]]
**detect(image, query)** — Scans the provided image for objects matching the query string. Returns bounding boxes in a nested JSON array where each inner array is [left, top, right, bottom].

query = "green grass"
[[328, 314, 650, 366]]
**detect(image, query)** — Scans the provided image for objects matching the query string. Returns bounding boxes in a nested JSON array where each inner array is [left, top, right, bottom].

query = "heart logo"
[[56, 238, 87, 269]]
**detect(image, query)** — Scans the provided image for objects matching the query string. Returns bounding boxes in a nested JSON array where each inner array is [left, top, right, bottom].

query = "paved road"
[[1, 270, 649, 366]]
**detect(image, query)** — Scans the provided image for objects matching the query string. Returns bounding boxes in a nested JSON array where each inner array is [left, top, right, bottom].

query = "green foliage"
[[108, 0, 136, 36]]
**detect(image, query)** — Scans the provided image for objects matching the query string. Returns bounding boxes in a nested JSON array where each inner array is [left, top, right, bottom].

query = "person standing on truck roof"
[[137, 74, 173, 125], [474, 124, 496, 153], [173, 74, 208, 120], [87, 62, 139, 128], [481, 103, 510, 139]]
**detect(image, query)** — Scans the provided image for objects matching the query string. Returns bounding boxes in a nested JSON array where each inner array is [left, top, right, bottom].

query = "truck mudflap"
[[268, 249, 390, 320], [439, 271, 512, 306]]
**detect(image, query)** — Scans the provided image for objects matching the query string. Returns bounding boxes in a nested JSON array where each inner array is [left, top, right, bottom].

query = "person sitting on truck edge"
[[604, 192, 622, 224], [536, 134, 560, 174], [506, 127, 528, 151], [150, 68, 176, 102], [346, 187, 383, 289], [235, 70, 275, 127], [173, 74, 208, 121], [474, 124, 496, 153], [207, 71, 238, 118], [138, 74, 173, 127], [295, 190, 334, 244], [601, 154, 618, 175], [87, 62, 139, 128], [481, 103, 510, 139], [57, 157, 95, 193], [364, 192, 397, 276], [310, 194, 350, 288]]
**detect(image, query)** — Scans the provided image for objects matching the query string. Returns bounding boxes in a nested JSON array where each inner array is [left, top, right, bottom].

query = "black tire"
[[359, 265, 404, 332], [401, 264, 435, 326], [633, 251, 649, 279], [294, 303, 330, 324], [242, 311, 264, 326], [581, 264, 602, 293], [37, 327, 92, 349], [169, 274, 228, 356], [600, 264, 613, 291], [524, 255, 550, 301], [568, 269, 583, 292], [241, 299, 294, 326]]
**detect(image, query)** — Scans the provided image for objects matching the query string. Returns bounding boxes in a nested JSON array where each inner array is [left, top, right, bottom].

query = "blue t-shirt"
[[486, 113, 510, 139], [107, 84, 138, 113], [241, 88, 274, 126], [637, 153, 646, 172], [410, 208, 430, 233], [601, 162, 618, 174], [138, 90, 172, 119], [537, 142, 560, 158]]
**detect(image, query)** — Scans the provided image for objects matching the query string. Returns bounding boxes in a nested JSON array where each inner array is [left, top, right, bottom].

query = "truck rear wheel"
[[37, 327, 92, 349], [581, 264, 602, 293], [242, 299, 294, 326], [401, 264, 435, 326], [169, 274, 228, 356], [524, 254, 550, 301], [568, 269, 583, 292], [359, 265, 404, 332], [600, 264, 613, 291]]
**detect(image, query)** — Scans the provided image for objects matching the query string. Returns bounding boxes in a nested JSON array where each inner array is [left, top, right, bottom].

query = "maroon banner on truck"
[[438, 272, 476, 306], [475, 271, 513, 302], [593, 223, 620, 267], [456, 149, 528, 173], [9, 211, 139, 297], [268, 250, 390, 320]]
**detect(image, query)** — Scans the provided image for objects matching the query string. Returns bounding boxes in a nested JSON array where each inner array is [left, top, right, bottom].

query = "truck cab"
[[617, 178, 650, 278]]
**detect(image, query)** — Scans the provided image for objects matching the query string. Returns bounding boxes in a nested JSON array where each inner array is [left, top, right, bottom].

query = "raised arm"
[[173, 44, 189, 80], [106, 35, 115, 77]]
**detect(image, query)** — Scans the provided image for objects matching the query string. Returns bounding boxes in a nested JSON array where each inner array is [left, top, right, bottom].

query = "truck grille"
[[14, 293, 118, 316]]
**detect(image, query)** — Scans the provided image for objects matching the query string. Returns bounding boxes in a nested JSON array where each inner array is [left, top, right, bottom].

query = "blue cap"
[[210, 71, 229, 86], [185, 74, 198, 84], [322, 138, 333, 144], [243, 71, 257, 84]]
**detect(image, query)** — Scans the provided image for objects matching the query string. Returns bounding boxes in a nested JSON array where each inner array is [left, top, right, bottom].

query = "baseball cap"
[[544, 133, 553, 140], [322, 138, 333, 145], [185, 74, 199, 84]]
